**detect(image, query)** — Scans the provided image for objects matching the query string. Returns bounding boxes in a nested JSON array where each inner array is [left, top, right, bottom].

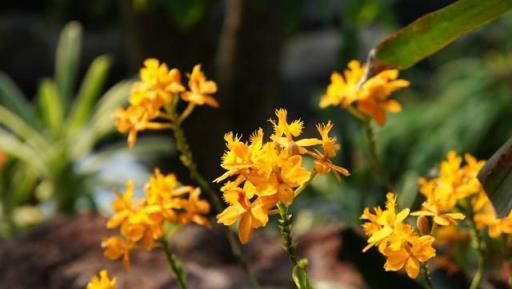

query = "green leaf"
[[371, 0, 512, 70], [0, 105, 49, 153], [67, 55, 112, 134], [37, 78, 64, 137], [292, 259, 313, 289], [55, 21, 82, 109], [0, 71, 35, 124], [478, 137, 512, 218], [0, 128, 47, 177], [70, 81, 131, 160]]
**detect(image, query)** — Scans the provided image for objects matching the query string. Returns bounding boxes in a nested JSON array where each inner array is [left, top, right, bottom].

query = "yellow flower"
[[309, 122, 350, 180], [102, 236, 133, 269], [130, 58, 185, 107], [412, 202, 465, 226], [361, 193, 411, 252], [86, 270, 116, 289], [181, 64, 219, 107], [216, 108, 348, 244], [114, 105, 170, 148], [129, 59, 185, 113], [382, 235, 436, 278], [320, 60, 366, 108], [434, 225, 470, 246], [474, 196, 512, 238], [217, 181, 270, 244], [319, 60, 409, 125], [104, 171, 210, 268], [115, 60, 217, 148], [270, 108, 321, 154], [357, 69, 408, 125], [214, 132, 256, 183], [417, 151, 485, 217], [361, 193, 437, 279]]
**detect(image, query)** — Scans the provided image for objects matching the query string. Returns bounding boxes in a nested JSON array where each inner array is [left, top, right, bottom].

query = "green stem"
[[173, 123, 223, 211], [363, 120, 394, 193], [160, 238, 188, 289], [277, 203, 314, 289], [172, 124, 261, 289], [465, 203, 486, 289], [421, 263, 435, 289]]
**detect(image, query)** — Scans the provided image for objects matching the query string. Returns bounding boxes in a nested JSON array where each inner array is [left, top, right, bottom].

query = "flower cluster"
[[319, 60, 409, 125], [86, 270, 116, 289], [102, 169, 210, 268], [361, 193, 436, 278], [215, 109, 349, 244], [115, 59, 219, 147], [416, 151, 512, 238]]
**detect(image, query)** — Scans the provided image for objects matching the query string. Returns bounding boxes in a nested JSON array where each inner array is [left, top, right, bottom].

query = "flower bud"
[[287, 141, 300, 155], [417, 215, 431, 235]]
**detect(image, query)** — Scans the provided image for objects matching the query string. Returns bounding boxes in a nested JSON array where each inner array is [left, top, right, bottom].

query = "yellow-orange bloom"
[[383, 235, 436, 278], [217, 181, 270, 244], [130, 58, 185, 108], [114, 105, 170, 148], [361, 193, 411, 252], [319, 60, 409, 125], [416, 151, 485, 226], [320, 60, 366, 108], [115, 59, 218, 147], [216, 108, 348, 243], [361, 193, 436, 279], [181, 64, 219, 107], [86, 270, 117, 289], [473, 192, 512, 238], [412, 202, 465, 226], [309, 122, 350, 181], [103, 170, 210, 268], [102, 236, 133, 269]]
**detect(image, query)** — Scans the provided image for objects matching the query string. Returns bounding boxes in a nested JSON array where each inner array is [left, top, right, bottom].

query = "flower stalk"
[[465, 203, 486, 289], [172, 122, 261, 289], [421, 263, 435, 289], [363, 120, 394, 193], [160, 238, 188, 289], [277, 202, 315, 289]]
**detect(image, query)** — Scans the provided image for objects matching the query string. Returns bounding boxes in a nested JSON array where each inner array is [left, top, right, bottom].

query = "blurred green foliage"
[[0, 22, 173, 237]]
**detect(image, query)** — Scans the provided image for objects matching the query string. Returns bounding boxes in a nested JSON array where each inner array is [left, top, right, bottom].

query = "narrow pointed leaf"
[[478, 137, 512, 218], [70, 81, 131, 159], [0, 128, 47, 177], [0, 105, 49, 151], [37, 78, 64, 137], [371, 0, 512, 70], [67, 55, 111, 133], [0, 71, 35, 124], [55, 21, 82, 109]]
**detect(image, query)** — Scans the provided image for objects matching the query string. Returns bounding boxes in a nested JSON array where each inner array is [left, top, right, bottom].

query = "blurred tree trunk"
[[216, 0, 285, 136], [116, 0, 284, 180]]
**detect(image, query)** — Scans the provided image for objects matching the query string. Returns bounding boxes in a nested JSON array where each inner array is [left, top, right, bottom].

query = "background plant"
[[0, 22, 172, 235]]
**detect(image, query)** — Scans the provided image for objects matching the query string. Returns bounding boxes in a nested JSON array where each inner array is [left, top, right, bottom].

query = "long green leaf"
[[371, 0, 512, 70], [0, 105, 50, 153], [0, 71, 35, 124], [55, 21, 82, 109], [0, 128, 47, 177], [70, 81, 131, 160], [478, 137, 512, 218], [67, 55, 112, 133], [37, 78, 64, 137]]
